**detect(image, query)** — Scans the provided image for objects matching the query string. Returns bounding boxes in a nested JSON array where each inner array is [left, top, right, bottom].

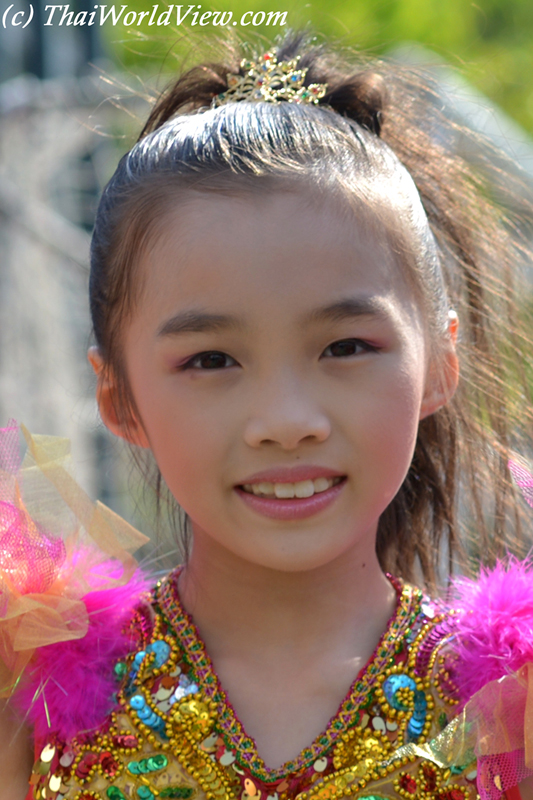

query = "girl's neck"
[[178, 530, 396, 664]]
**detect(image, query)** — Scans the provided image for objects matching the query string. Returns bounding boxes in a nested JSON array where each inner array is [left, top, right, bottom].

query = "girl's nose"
[[242, 376, 332, 450]]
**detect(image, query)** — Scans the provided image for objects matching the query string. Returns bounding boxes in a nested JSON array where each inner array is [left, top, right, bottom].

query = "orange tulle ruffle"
[[0, 421, 148, 696]]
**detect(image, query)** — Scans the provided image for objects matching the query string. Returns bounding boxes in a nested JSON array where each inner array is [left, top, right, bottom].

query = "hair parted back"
[[90, 30, 533, 589]]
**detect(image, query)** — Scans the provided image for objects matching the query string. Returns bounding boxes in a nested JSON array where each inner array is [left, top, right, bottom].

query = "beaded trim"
[[155, 570, 423, 783]]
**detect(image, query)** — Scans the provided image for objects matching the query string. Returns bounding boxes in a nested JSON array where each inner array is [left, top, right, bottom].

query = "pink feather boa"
[[450, 558, 533, 704], [15, 571, 151, 744]]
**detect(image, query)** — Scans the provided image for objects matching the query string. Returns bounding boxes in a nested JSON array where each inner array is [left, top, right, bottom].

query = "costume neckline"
[[155, 569, 423, 783]]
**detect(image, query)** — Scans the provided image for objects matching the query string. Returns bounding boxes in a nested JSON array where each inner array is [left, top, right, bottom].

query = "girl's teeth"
[[243, 477, 340, 498], [274, 483, 295, 499], [294, 479, 314, 498]]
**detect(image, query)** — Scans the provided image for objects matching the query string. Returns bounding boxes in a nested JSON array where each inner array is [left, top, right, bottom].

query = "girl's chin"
[[192, 520, 365, 575], [223, 543, 357, 574]]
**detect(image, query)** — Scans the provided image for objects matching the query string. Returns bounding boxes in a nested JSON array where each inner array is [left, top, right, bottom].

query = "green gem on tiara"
[[212, 51, 327, 108]]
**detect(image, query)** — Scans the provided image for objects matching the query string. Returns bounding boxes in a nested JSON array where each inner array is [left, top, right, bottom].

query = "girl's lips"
[[235, 478, 346, 520], [239, 465, 344, 484]]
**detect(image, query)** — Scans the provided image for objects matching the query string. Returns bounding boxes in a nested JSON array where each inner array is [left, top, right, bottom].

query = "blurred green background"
[[104, 0, 533, 133]]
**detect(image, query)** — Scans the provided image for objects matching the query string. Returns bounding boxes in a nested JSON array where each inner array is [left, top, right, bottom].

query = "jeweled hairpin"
[[212, 51, 328, 107]]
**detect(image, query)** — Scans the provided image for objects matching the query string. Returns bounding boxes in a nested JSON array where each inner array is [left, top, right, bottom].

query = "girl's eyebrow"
[[157, 310, 243, 338], [157, 298, 392, 338], [305, 297, 392, 325]]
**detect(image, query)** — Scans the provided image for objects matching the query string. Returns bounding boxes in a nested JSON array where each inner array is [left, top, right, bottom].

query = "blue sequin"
[[407, 689, 428, 740], [130, 695, 146, 710], [382, 674, 416, 711], [383, 674, 428, 743], [169, 683, 198, 705], [130, 698, 166, 732], [148, 716, 166, 734], [147, 640, 171, 667], [408, 719, 425, 739]]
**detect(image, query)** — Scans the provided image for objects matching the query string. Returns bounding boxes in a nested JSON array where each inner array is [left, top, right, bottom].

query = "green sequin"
[[160, 790, 195, 799], [359, 796, 390, 800], [114, 661, 127, 679], [128, 755, 169, 775], [107, 788, 127, 800]]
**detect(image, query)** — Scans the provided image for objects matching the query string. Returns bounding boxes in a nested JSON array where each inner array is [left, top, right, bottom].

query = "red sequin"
[[422, 764, 437, 792], [449, 790, 465, 800], [399, 774, 417, 794], [75, 751, 98, 779], [100, 751, 120, 777], [112, 734, 139, 749]]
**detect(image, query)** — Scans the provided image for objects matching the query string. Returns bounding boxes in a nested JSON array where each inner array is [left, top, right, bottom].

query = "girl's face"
[[97, 190, 457, 573]]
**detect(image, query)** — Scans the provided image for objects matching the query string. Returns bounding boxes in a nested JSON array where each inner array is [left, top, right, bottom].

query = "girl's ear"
[[419, 315, 460, 420], [87, 346, 150, 448]]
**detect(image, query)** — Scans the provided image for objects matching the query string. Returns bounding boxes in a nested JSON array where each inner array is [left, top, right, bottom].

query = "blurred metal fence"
[[0, 73, 142, 515]]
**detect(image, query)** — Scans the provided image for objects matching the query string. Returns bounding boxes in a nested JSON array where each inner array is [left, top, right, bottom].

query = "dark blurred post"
[[25, 0, 44, 78], [0, 0, 103, 82]]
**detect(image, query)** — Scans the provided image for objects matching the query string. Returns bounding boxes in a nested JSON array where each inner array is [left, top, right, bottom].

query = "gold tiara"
[[212, 51, 328, 107]]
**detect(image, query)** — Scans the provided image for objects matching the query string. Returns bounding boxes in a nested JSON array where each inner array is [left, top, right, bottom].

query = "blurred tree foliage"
[[103, 0, 533, 133]]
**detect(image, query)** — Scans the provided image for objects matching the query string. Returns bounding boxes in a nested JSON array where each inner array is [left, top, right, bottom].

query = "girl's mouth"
[[235, 476, 347, 520], [241, 476, 344, 498]]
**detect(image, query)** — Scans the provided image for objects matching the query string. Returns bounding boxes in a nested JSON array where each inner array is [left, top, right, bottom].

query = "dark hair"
[[90, 32, 533, 589]]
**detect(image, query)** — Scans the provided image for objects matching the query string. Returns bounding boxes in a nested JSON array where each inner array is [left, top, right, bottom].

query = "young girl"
[[1, 31, 533, 800]]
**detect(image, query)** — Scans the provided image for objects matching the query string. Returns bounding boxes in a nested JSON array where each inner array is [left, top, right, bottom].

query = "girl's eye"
[[183, 351, 237, 370], [322, 339, 375, 358]]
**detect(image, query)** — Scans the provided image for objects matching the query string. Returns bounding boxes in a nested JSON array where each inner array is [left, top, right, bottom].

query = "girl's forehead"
[[139, 190, 416, 314]]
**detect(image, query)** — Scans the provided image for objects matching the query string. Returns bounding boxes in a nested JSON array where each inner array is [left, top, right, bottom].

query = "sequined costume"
[[1, 423, 532, 800], [27, 570, 475, 800]]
